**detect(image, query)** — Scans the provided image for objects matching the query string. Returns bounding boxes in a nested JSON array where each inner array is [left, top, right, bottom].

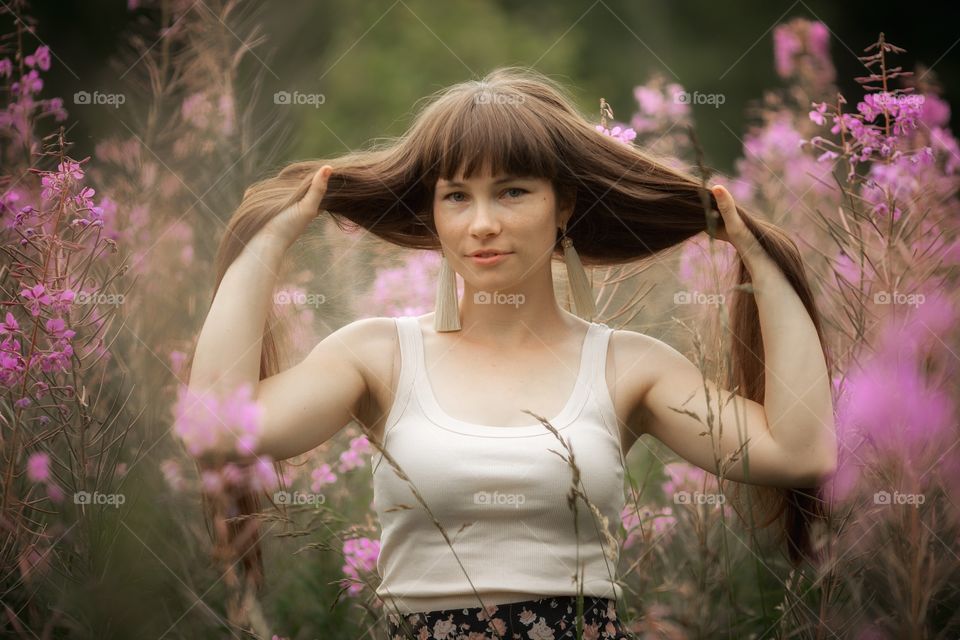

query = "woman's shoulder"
[[607, 325, 670, 368], [337, 315, 401, 343], [327, 316, 404, 383]]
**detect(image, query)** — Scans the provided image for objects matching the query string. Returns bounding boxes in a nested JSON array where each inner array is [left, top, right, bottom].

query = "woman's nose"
[[468, 200, 501, 235]]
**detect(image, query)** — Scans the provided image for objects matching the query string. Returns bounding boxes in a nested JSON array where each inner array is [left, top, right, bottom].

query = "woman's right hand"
[[256, 165, 332, 252]]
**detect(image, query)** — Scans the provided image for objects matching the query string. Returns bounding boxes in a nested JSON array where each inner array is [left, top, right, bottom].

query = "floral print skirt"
[[386, 594, 637, 640]]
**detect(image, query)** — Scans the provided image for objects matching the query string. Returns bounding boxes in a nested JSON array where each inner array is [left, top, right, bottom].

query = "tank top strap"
[[583, 322, 621, 446], [372, 316, 419, 473], [392, 316, 421, 424], [583, 321, 610, 383]]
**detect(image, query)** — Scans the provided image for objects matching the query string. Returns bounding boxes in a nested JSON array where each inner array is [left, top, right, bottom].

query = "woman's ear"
[[556, 184, 576, 229]]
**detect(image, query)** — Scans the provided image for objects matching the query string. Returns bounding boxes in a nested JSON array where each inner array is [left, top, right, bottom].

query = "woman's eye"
[[443, 188, 527, 202]]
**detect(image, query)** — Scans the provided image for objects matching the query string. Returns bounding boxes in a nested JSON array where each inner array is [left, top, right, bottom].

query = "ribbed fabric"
[[371, 316, 627, 615]]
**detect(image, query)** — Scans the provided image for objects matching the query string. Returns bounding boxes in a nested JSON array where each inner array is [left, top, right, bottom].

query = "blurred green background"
[[25, 0, 960, 175]]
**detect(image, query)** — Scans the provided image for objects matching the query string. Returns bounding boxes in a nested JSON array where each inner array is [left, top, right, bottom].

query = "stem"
[[1, 129, 71, 515]]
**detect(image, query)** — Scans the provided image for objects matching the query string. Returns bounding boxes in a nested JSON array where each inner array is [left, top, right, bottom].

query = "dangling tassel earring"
[[561, 225, 597, 321], [434, 251, 462, 332]]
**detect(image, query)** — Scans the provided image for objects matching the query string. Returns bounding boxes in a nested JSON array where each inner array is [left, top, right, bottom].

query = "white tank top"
[[371, 316, 627, 614]]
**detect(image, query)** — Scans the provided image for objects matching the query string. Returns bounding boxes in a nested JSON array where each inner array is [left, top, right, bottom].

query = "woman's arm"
[[189, 167, 331, 397], [713, 185, 838, 476], [621, 186, 837, 488], [186, 166, 371, 463], [188, 234, 287, 399]]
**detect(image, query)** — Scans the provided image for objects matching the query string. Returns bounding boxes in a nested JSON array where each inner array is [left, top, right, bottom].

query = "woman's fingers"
[[710, 184, 748, 245], [299, 165, 332, 217], [257, 165, 333, 250]]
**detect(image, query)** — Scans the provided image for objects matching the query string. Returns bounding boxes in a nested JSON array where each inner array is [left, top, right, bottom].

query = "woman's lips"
[[468, 252, 512, 266]]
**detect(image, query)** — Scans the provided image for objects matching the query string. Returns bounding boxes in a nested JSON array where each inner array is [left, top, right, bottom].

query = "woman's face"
[[433, 169, 569, 286]]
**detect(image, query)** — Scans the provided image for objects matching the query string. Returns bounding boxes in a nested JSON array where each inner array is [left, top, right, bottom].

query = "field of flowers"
[[1, 1, 957, 638]]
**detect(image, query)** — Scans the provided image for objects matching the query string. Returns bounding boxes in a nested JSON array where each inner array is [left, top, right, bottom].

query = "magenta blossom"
[[44, 318, 76, 341], [340, 537, 380, 596], [26, 451, 50, 483], [596, 124, 637, 145], [24, 46, 51, 71], [20, 283, 53, 317], [621, 504, 677, 550], [310, 463, 337, 492], [1, 312, 19, 334], [11, 69, 42, 96], [23, 45, 50, 71], [337, 435, 371, 472], [172, 382, 264, 458], [365, 251, 451, 318], [773, 24, 802, 78]]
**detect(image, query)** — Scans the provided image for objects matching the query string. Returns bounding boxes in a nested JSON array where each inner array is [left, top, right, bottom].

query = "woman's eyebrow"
[[438, 176, 532, 187]]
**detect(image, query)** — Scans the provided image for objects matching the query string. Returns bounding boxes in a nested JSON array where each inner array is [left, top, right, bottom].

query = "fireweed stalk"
[[0, 3, 132, 636], [676, 23, 959, 637], [802, 33, 960, 637]]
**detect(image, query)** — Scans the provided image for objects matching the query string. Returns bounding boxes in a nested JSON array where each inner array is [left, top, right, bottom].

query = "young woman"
[[189, 67, 837, 639]]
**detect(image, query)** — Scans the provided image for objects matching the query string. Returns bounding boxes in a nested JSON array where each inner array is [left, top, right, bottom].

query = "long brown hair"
[[209, 66, 832, 592]]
